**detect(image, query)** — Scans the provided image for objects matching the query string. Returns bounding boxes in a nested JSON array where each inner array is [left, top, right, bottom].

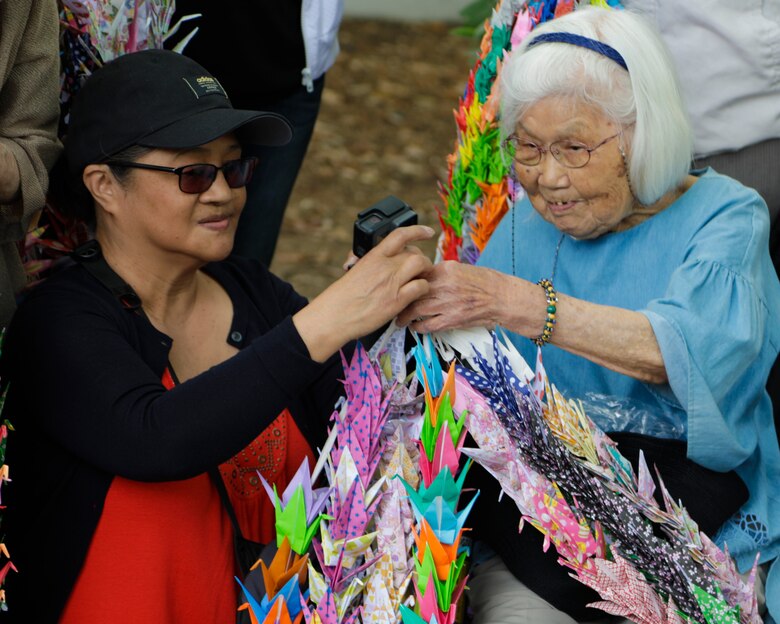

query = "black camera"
[[352, 195, 417, 258]]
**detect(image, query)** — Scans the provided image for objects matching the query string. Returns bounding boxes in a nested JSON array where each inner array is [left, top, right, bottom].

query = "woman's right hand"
[[293, 225, 434, 362]]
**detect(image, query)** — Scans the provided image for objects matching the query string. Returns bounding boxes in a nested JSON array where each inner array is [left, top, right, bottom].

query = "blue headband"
[[527, 32, 628, 72]]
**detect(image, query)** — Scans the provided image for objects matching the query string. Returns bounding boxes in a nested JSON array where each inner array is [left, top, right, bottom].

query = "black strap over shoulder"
[[210, 467, 271, 593], [209, 468, 245, 540], [71, 240, 143, 312]]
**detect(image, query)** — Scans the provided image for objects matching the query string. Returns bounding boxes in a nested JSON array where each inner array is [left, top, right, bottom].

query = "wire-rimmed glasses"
[[502, 132, 621, 168]]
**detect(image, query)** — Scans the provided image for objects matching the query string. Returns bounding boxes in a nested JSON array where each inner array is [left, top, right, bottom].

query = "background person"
[[1, 50, 432, 623], [622, 0, 780, 273], [0, 0, 61, 325], [398, 8, 780, 622], [173, 0, 343, 267]]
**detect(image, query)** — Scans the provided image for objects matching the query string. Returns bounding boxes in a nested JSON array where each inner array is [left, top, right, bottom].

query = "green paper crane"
[[401, 460, 472, 513], [691, 585, 742, 624], [420, 393, 468, 462], [271, 485, 330, 555], [415, 546, 469, 612]]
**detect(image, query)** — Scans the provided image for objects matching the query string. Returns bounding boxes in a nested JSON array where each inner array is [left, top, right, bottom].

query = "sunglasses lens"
[[223, 157, 258, 188], [179, 165, 217, 193]]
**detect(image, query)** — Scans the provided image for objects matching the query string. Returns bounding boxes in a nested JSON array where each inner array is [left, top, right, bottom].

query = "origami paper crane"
[[398, 605, 440, 624], [420, 410, 466, 487], [440, 327, 759, 621], [237, 573, 307, 624], [412, 518, 466, 581], [380, 422, 420, 488], [436, 0, 521, 263], [316, 520, 379, 571], [333, 344, 393, 490], [302, 588, 363, 624], [328, 476, 383, 543], [259, 457, 331, 555], [697, 540, 761, 623], [0, 560, 16, 588], [361, 552, 412, 624], [374, 467, 417, 589], [255, 537, 308, 600], [399, 465, 479, 545], [413, 334, 444, 398], [306, 566, 364, 623], [60, 0, 199, 62], [576, 555, 689, 624], [691, 585, 742, 624], [413, 572, 462, 624], [414, 548, 468, 613]]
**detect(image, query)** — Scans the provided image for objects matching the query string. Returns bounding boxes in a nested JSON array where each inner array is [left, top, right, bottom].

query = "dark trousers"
[[232, 76, 325, 267]]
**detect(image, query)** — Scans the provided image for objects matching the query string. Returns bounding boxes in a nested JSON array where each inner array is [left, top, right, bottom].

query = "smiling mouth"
[[547, 200, 578, 214]]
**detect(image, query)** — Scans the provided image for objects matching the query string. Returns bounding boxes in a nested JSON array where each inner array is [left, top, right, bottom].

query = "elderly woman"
[[1, 50, 433, 623], [399, 8, 779, 623]]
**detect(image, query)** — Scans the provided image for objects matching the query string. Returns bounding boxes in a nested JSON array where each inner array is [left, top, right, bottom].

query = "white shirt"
[[623, 0, 780, 156]]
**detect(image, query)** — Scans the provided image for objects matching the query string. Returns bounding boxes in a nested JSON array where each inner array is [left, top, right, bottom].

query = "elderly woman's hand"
[[398, 260, 668, 385], [396, 261, 544, 334], [293, 225, 435, 361]]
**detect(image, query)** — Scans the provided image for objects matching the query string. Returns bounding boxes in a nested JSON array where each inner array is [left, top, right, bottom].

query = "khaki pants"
[[467, 555, 768, 624], [467, 556, 627, 624]]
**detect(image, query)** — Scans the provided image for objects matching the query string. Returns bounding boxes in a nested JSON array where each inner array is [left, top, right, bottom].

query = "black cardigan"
[[1, 255, 348, 622]]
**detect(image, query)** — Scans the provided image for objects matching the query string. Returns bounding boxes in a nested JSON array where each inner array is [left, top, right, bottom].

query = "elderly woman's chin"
[[535, 203, 622, 240], [528, 187, 639, 240]]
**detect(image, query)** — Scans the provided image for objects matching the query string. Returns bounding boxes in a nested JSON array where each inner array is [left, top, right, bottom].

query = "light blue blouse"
[[478, 169, 780, 617]]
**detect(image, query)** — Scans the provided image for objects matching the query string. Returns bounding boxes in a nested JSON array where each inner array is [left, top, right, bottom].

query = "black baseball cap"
[[65, 49, 293, 174]]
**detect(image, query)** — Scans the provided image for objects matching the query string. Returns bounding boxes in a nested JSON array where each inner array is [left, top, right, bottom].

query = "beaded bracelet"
[[532, 278, 557, 347]]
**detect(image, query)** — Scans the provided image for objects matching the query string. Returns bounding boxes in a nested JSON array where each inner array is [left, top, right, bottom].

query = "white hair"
[[500, 7, 693, 204]]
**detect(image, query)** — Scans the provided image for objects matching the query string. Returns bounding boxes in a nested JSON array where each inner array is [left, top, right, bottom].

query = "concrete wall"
[[344, 0, 472, 22]]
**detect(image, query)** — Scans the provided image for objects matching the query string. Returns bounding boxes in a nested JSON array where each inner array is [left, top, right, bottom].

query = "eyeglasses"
[[502, 132, 621, 169], [105, 156, 259, 194]]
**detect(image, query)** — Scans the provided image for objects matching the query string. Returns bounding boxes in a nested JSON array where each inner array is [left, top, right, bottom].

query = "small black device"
[[352, 195, 417, 258]]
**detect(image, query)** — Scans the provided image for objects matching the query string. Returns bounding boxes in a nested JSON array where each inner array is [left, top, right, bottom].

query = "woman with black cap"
[[0, 49, 433, 623]]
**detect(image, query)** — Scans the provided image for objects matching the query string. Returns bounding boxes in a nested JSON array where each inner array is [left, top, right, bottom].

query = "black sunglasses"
[[105, 156, 259, 194]]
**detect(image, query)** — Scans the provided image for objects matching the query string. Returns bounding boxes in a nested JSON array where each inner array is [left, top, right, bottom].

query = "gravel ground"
[[271, 19, 475, 298]]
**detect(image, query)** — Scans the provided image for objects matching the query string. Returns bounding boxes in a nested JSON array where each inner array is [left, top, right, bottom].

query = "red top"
[[219, 408, 315, 545], [61, 368, 315, 623]]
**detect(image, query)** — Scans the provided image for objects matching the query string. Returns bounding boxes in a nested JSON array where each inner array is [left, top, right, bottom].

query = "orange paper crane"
[[470, 179, 510, 252], [257, 537, 309, 600], [413, 518, 466, 581]]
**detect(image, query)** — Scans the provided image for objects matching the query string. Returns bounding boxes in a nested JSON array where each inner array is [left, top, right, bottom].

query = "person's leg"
[[468, 555, 630, 624], [468, 555, 580, 624], [232, 76, 326, 266]]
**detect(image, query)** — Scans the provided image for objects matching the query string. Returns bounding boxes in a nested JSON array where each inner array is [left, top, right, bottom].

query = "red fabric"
[[219, 408, 316, 544], [60, 474, 236, 624], [61, 366, 315, 622]]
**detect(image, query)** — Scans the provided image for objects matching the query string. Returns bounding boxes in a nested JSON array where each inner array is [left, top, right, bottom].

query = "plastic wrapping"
[[579, 392, 687, 440]]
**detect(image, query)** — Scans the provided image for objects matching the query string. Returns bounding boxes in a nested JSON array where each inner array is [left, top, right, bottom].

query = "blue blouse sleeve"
[[640, 186, 780, 472]]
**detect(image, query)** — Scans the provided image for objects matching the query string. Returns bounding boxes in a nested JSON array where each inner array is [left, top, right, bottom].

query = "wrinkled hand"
[[396, 261, 510, 333], [294, 225, 435, 361]]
